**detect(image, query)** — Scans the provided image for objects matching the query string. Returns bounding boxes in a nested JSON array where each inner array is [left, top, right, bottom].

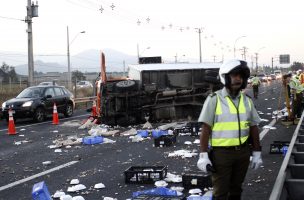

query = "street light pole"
[[67, 26, 85, 90], [233, 35, 246, 58], [195, 28, 203, 63], [255, 46, 265, 73]]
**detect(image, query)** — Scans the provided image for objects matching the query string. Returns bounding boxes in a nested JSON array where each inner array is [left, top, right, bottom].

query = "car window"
[[16, 87, 43, 98], [54, 87, 63, 96], [44, 88, 55, 97]]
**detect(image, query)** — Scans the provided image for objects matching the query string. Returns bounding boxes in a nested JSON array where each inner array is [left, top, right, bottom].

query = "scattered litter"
[[103, 197, 117, 200], [155, 180, 168, 187], [54, 149, 62, 153], [263, 125, 276, 130], [266, 113, 272, 115], [70, 179, 80, 185], [53, 137, 82, 148], [121, 128, 137, 136], [189, 188, 202, 194], [142, 121, 152, 129], [184, 141, 192, 145], [42, 161, 52, 166], [19, 134, 25, 137], [94, 183, 105, 189], [264, 98, 268, 100], [60, 120, 82, 127], [72, 196, 85, 200], [193, 139, 200, 144], [14, 140, 30, 145], [14, 141, 22, 145], [170, 186, 184, 192], [103, 138, 116, 144], [168, 149, 198, 158], [53, 191, 65, 198], [267, 108, 272, 110], [78, 118, 97, 129], [67, 184, 86, 192], [260, 119, 269, 122], [164, 173, 182, 183], [130, 135, 145, 143], [20, 129, 26, 131], [53, 130, 59, 133], [60, 194, 73, 200]]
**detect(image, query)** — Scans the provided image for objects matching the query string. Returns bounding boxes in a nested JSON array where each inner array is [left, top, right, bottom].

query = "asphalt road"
[[0, 80, 296, 200]]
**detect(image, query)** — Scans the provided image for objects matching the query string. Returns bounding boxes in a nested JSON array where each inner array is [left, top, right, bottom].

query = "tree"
[[1, 62, 18, 83], [290, 62, 304, 71], [72, 70, 85, 82]]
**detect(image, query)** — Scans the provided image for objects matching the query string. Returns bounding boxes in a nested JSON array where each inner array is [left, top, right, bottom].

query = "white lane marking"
[[0, 114, 90, 132], [260, 118, 277, 140], [0, 161, 78, 192]]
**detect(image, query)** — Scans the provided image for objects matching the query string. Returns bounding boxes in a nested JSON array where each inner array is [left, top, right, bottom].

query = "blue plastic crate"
[[83, 136, 104, 145], [137, 130, 149, 138], [32, 181, 52, 200]]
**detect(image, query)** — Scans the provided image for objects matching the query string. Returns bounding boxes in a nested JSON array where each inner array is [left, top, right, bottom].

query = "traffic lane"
[[0, 112, 89, 187], [0, 122, 204, 199], [243, 80, 295, 199]]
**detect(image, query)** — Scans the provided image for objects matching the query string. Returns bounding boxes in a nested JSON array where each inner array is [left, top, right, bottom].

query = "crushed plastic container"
[[137, 130, 149, 138], [82, 136, 103, 145], [32, 181, 52, 200], [152, 130, 168, 138]]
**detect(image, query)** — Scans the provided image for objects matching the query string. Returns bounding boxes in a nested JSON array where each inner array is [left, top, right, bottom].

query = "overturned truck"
[[96, 55, 222, 126]]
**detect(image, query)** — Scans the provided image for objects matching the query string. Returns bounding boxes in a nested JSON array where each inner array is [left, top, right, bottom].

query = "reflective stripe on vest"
[[211, 92, 251, 146]]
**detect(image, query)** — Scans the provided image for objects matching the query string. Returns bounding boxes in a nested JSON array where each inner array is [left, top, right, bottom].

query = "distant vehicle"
[[257, 74, 268, 82], [76, 81, 93, 89], [266, 74, 272, 81], [274, 70, 282, 79], [247, 76, 254, 84], [39, 82, 58, 86], [270, 74, 276, 80], [1, 85, 74, 122]]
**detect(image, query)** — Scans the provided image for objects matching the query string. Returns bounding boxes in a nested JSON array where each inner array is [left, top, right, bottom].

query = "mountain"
[[7, 48, 138, 75]]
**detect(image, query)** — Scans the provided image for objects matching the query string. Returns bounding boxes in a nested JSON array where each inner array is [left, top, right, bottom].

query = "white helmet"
[[219, 59, 250, 89]]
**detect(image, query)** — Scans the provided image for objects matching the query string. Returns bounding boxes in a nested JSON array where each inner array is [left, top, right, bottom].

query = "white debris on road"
[[94, 183, 105, 189], [70, 179, 80, 185], [167, 149, 198, 158], [67, 184, 86, 192]]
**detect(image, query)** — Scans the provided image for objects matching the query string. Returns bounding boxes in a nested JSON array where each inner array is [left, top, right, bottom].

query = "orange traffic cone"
[[91, 101, 97, 117], [8, 108, 16, 135], [52, 103, 59, 125]]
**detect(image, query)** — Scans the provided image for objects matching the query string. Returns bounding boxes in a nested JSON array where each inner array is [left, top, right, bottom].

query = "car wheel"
[[64, 103, 73, 117], [33, 107, 45, 122]]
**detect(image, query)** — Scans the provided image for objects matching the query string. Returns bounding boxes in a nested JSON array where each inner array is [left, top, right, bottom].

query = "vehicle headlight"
[[1, 102, 6, 109], [22, 101, 33, 107]]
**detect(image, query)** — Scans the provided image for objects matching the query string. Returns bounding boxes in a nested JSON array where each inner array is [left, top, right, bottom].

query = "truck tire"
[[115, 80, 136, 92], [205, 75, 220, 84]]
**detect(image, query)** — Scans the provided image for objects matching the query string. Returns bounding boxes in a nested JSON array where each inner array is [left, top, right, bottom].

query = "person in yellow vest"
[[251, 74, 261, 99], [286, 74, 304, 119], [299, 70, 304, 85], [197, 59, 262, 200]]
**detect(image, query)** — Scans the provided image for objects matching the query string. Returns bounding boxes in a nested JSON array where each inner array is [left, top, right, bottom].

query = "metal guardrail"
[[74, 96, 97, 104], [269, 112, 304, 200]]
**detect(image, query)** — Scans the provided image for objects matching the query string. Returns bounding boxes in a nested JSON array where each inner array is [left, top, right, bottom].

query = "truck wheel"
[[115, 80, 136, 92], [205, 75, 220, 84]]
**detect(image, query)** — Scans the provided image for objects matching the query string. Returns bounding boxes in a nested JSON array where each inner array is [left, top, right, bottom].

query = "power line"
[[0, 15, 24, 22]]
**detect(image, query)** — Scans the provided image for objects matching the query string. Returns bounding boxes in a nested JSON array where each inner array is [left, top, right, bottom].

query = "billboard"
[[139, 56, 162, 64], [279, 54, 290, 64]]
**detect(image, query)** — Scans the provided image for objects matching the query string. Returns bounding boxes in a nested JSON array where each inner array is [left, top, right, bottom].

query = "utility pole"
[[25, 0, 38, 87], [212, 55, 216, 63], [271, 57, 274, 73], [241, 46, 248, 60], [67, 26, 71, 90], [255, 53, 258, 73], [195, 28, 203, 63]]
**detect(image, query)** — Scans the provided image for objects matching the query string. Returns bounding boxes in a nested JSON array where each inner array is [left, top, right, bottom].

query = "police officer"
[[287, 74, 304, 119], [251, 74, 261, 99], [197, 59, 262, 200]]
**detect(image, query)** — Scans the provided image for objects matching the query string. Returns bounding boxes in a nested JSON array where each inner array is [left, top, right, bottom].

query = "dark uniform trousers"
[[252, 85, 259, 99], [210, 145, 251, 200]]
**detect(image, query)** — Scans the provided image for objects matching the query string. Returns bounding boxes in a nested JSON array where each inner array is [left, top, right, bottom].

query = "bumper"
[[2, 107, 35, 119]]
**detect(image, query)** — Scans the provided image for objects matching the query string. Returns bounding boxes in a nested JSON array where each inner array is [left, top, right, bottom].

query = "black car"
[[1, 85, 75, 122]]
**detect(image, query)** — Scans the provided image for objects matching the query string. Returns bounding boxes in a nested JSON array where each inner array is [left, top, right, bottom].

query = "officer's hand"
[[197, 152, 212, 173], [251, 151, 263, 170]]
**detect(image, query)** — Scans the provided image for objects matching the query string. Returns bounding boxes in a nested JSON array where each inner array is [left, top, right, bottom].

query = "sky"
[[0, 0, 304, 71]]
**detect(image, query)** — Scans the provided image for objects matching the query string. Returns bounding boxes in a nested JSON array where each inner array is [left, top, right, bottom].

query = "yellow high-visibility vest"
[[211, 92, 252, 146]]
